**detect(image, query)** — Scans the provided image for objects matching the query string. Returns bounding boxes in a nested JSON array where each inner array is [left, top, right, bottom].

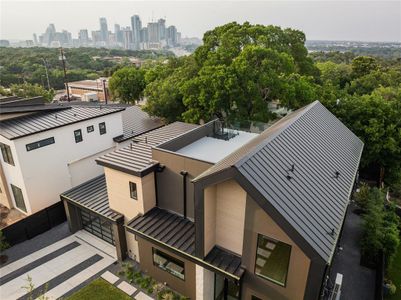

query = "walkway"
[[0, 229, 116, 300], [100, 271, 154, 300], [327, 203, 376, 299]]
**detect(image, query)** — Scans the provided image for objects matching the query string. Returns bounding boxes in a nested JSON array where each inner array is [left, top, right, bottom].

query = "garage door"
[[79, 209, 115, 245]]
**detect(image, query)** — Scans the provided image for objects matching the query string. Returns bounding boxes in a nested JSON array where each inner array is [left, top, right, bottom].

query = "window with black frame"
[[152, 248, 185, 280], [11, 184, 27, 212], [74, 129, 83, 143], [26, 137, 55, 151], [255, 234, 291, 286], [0, 143, 14, 165], [87, 125, 94, 133], [99, 122, 106, 135], [129, 182, 138, 199]]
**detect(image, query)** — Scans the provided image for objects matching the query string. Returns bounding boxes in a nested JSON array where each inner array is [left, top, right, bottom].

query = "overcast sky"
[[1, 0, 400, 42]]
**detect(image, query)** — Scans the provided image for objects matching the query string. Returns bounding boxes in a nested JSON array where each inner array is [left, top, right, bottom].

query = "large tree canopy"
[[144, 22, 319, 124], [109, 66, 146, 103]]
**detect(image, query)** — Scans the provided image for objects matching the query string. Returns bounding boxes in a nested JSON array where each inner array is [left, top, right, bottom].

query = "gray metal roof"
[[115, 106, 164, 142], [61, 175, 123, 222], [127, 207, 196, 255], [127, 207, 244, 279], [96, 122, 198, 176], [204, 246, 244, 278], [0, 105, 124, 140], [196, 101, 363, 263]]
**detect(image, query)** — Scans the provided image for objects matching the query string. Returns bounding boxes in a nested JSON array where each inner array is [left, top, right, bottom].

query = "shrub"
[[121, 263, 134, 283], [360, 186, 400, 268], [354, 183, 371, 211]]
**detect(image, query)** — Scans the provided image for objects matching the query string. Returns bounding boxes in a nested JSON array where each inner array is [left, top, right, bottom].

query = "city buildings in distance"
[[25, 15, 201, 51]]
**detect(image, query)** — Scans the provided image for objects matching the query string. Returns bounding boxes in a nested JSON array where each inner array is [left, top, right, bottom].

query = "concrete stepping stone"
[[117, 281, 137, 296], [101, 271, 119, 284], [135, 291, 154, 300]]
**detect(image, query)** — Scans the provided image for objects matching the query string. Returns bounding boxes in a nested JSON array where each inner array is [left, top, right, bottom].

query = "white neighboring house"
[[0, 97, 163, 215]]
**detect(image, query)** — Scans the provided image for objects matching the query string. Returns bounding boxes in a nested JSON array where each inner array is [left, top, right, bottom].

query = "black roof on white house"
[[0, 98, 163, 141], [0, 105, 124, 140], [195, 101, 364, 263]]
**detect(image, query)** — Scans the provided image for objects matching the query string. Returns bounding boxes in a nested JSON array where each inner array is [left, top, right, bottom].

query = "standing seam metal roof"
[[195, 101, 363, 262], [0, 106, 124, 140], [96, 122, 199, 175], [61, 175, 122, 221], [127, 207, 244, 279]]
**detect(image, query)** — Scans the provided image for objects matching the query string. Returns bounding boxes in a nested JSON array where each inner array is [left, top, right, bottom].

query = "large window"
[[0, 143, 14, 165], [153, 248, 185, 280], [255, 234, 291, 286], [26, 137, 55, 151], [99, 122, 106, 135], [11, 184, 27, 213], [129, 182, 138, 200], [74, 129, 83, 143]]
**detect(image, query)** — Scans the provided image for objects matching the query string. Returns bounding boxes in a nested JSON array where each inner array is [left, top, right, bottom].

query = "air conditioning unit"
[[330, 273, 343, 300]]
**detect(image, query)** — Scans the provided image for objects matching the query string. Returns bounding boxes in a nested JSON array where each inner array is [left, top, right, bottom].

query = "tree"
[[145, 22, 319, 123], [316, 61, 352, 88], [351, 56, 379, 78], [3, 83, 55, 102], [109, 66, 146, 103], [322, 93, 401, 185]]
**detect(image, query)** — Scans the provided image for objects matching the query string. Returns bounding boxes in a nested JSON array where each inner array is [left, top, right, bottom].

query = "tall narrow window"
[[255, 234, 291, 286], [99, 122, 106, 135], [0, 143, 15, 165], [74, 129, 83, 143], [129, 182, 137, 200], [11, 184, 27, 213]]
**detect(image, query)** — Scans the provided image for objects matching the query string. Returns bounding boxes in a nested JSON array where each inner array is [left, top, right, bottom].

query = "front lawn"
[[66, 278, 131, 300], [386, 243, 401, 299]]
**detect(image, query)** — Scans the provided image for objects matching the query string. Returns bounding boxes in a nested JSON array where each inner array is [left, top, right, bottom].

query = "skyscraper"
[[158, 18, 166, 41], [166, 25, 177, 47], [78, 29, 89, 46], [114, 24, 124, 44], [99, 17, 109, 44], [122, 26, 133, 50], [140, 27, 148, 49], [130, 15, 142, 50]]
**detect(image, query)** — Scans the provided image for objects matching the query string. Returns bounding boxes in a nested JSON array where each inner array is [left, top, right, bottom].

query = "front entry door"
[[214, 273, 240, 300]]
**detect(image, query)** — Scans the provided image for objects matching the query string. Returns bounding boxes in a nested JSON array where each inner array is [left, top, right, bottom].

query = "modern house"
[[61, 101, 363, 300], [0, 96, 162, 215]]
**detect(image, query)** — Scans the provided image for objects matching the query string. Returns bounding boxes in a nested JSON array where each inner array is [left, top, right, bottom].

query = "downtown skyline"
[[1, 1, 400, 43], [33, 14, 189, 50]]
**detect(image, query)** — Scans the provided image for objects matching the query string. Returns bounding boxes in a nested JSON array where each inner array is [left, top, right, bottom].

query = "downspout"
[[180, 171, 188, 218], [155, 164, 165, 207]]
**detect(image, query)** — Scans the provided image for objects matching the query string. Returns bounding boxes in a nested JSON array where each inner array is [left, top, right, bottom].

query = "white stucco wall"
[[2, 111, 123, 214], [195, 265, 214, 300], [0, 137, 31, 214]]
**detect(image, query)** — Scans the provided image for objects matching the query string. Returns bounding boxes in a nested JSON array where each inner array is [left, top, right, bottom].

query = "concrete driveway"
[[0, 227, 116, 300]]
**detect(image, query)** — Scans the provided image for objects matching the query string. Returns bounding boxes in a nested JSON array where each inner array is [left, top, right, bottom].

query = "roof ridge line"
[[234, 100, 320, 169]]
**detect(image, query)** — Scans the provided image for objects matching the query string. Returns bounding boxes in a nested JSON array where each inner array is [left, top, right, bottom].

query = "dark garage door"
[[79, 209, 115, 245]]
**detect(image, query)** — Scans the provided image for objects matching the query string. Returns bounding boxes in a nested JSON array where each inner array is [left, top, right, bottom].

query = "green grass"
[[66, 278, 132, 300], [386, 243, 401, 299]]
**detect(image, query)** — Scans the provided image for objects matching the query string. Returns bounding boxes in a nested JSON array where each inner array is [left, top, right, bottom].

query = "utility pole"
[[59, 47, 70, 102], [41, 58, 51, 90], [102, 79, 108, 104]]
